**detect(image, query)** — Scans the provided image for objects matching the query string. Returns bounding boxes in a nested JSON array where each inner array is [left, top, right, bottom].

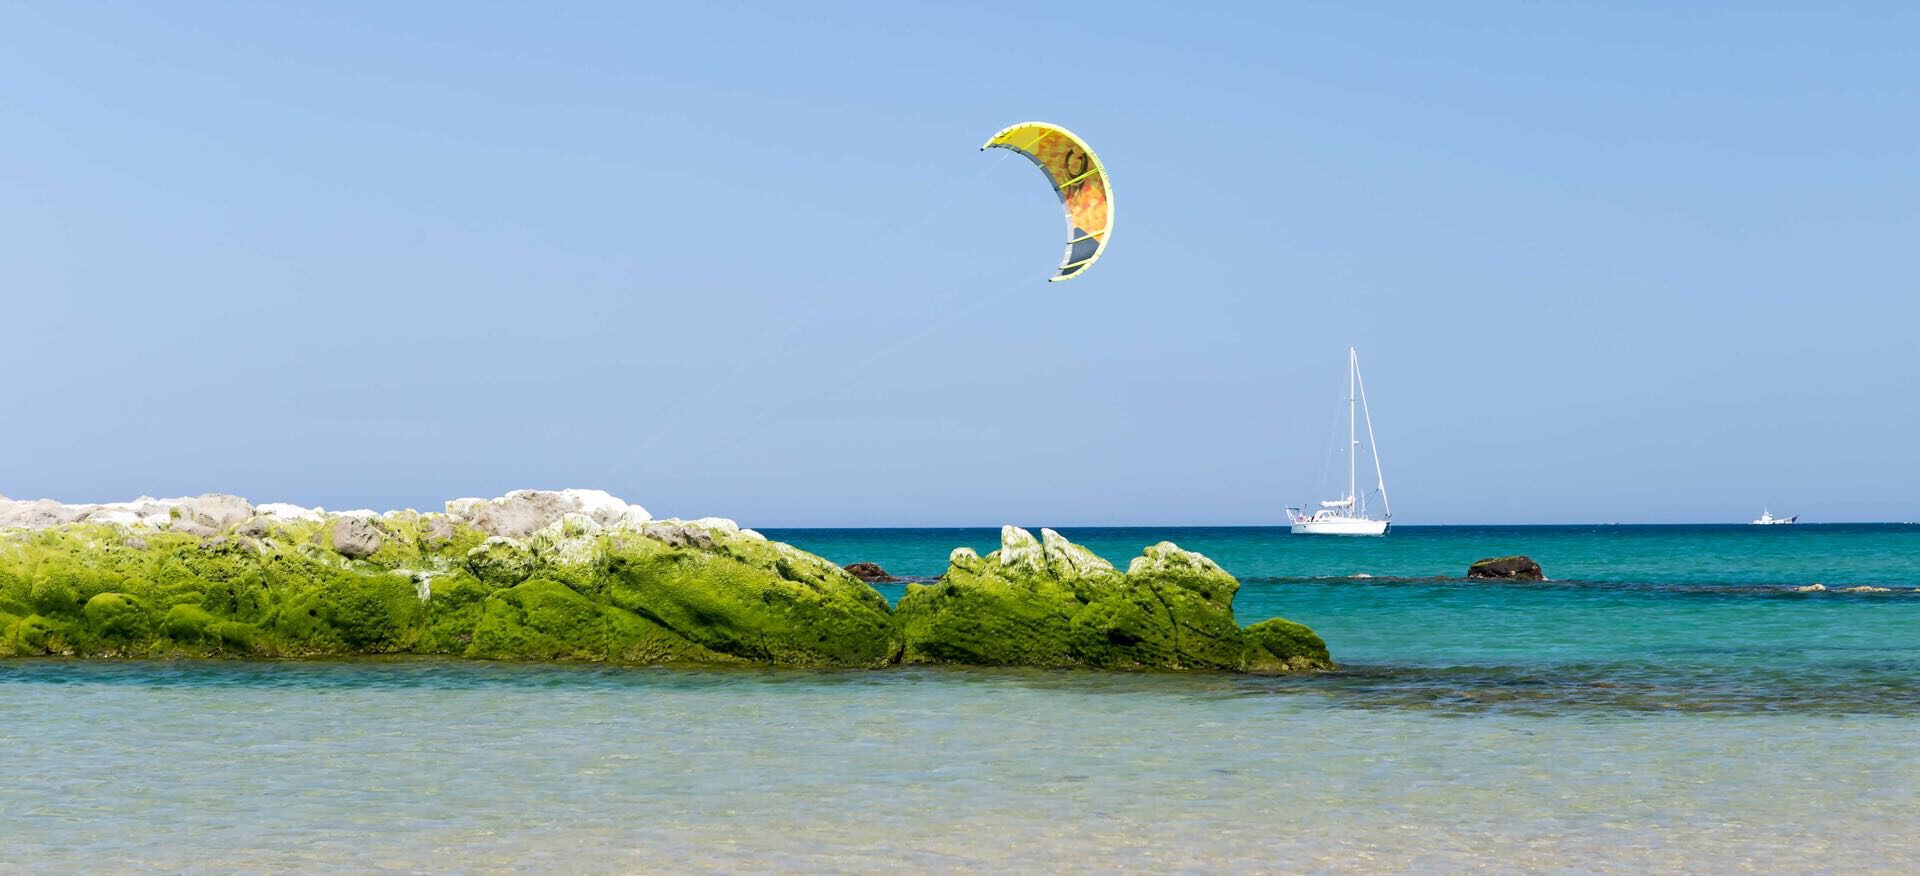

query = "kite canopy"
[[981, 122, 1113, 282]]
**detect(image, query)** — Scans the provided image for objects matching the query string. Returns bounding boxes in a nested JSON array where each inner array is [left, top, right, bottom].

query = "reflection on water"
[[3, 659, 1918, 871]]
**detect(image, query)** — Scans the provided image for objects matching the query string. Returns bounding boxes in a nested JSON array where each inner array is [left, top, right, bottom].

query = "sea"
[[3, 524, 1917, 872]]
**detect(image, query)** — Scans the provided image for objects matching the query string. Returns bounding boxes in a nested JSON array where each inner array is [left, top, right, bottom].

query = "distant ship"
[[1288, 347, 1390, 536], [1751, 510, 1797, 525]]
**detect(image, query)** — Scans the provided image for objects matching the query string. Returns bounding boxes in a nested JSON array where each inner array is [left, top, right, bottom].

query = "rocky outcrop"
[[843, 562, 894, 583], [460, 489, 646, 539], [894, 526, 1331, 672], [0, 493, 255, 532], [1467, 556, 1546, 580], [0, 490, 895, 667], [0, 493, 1331, 673]]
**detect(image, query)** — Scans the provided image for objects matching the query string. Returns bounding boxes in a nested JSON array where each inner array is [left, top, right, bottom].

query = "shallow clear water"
[[4, 525, 1919, 871], [792, 524, 1920, 717]]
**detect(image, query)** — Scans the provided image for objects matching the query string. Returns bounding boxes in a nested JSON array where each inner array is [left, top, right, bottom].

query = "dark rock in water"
[[844, 562, 894, 583], [1468, 556, 1545, 580]]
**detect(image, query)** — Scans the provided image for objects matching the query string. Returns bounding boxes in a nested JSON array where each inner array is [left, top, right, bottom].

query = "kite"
[[981, 122, 1113, 281]]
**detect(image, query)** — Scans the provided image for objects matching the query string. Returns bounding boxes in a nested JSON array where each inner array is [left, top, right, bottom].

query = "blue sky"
[[3, 2, 1915, 525]]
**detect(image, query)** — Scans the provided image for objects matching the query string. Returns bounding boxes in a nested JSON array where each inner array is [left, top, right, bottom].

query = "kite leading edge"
[[981, 122, 1113, 282]]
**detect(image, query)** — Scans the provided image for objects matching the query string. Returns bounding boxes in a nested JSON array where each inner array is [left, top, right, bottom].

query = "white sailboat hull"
[[1288, 347, 1393, 538], [1290, 517, 1389, 536]]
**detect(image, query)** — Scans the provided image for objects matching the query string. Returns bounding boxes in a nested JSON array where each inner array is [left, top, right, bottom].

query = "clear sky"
[[4, 2, 1916, 526]]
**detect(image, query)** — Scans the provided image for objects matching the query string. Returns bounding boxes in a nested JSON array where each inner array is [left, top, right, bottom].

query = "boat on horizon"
[[1288, 347, 1391, 536], [1751, 510, 1798, 525]]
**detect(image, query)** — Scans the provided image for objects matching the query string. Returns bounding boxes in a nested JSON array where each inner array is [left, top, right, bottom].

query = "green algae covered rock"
[[897, 526, 1332, 672], [465, 577, 737, 664], [1242, 617, 1334, 672], [600, 519, 902, 667], [466, 537, 536, 587], [0, 491, 901, 667], [0, 491, 1331, 672]]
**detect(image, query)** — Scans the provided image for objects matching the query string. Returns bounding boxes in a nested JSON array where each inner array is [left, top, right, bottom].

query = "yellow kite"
[[982, 122, 1113, 282]]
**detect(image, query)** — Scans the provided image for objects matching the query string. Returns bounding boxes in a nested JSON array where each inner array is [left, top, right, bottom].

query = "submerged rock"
[[1467, 556, 1546, 581], [843, 562, 894, 583], [895, 526, 1330, 672]]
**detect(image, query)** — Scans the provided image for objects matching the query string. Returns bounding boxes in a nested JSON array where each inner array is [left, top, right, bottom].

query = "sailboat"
[[1288, 347, 1391, 536]]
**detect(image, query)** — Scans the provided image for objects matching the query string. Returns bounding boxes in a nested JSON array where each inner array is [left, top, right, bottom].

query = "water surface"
[[4, 525, 1918, 871]]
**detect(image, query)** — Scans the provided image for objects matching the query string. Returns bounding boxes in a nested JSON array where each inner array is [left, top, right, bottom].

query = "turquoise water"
[[4, 525, 1918, 871], [774, 522, 1920, 586], [778, 524, 1920, 717]]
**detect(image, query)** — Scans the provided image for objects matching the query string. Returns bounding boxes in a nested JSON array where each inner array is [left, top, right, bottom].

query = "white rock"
[[1040, 528, 1115, 576], [637, 519, 715, 549], [538, 512, 603, 539], [167, 494, 254, 531], [996, 525, 1044, 568], [257, 502, 325, 522], [691, 516, 741, 533], [559, 489, 640, 526], [0, 489, 662, 542], [613, 506, 656, 532], [468, 490, 640, 538], [83, 508, 147, 526], [1126, 541, 1224, 577]]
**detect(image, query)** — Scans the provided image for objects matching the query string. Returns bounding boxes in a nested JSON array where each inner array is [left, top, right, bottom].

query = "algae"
[[0, 493, 1332, 672], [0, 511, 902, 666], [897, 528, 1334, 672]]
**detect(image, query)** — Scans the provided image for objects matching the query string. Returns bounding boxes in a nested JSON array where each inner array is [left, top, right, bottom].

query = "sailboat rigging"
[[1288, 347, 1391, 536]]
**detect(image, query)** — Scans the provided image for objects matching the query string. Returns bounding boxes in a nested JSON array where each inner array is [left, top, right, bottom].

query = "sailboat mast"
[[1347, 346, 1358, 516], [1355, 349, 1389, 520]]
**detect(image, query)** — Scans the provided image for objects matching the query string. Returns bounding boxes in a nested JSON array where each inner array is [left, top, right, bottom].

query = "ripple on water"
[[5, 654, 1920, 717], [2, 658, 1918, 872]]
